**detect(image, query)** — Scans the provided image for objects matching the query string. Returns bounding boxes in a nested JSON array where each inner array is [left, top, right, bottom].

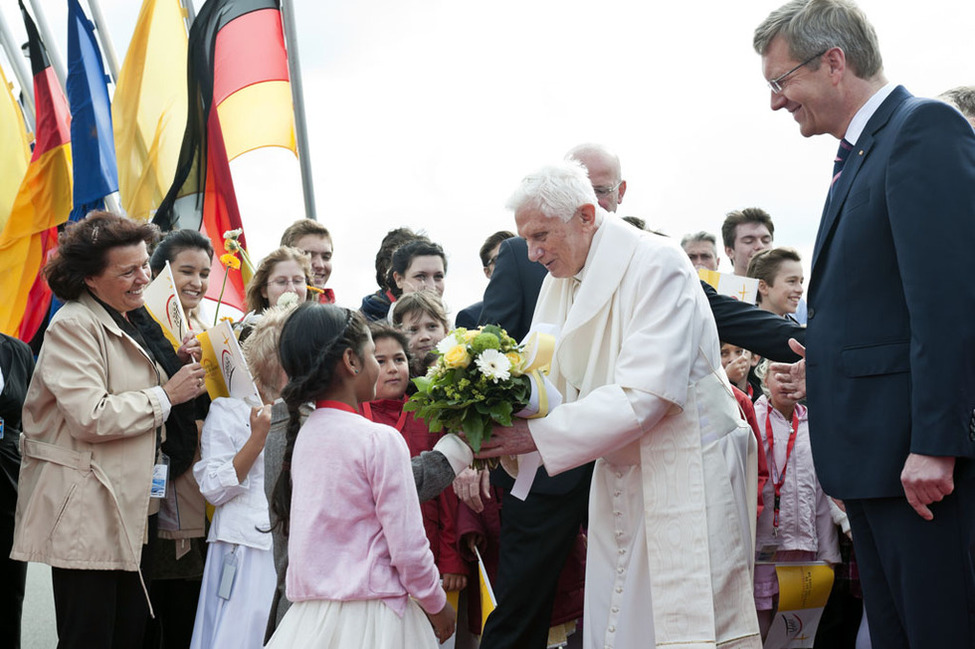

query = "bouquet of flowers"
[[405, 325, 531, 460]]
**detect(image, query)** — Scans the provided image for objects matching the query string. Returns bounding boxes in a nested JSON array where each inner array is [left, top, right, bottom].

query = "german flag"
[[155, 0, 296, 311], [0, 2, 73, 339]]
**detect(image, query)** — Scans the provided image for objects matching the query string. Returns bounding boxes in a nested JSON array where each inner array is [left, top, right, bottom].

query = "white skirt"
[[266, 598, 439, 649], [190, 541, 277, 649]]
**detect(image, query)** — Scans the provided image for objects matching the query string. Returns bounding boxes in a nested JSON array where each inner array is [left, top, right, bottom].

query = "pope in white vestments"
[[479, 162, 761, 649]]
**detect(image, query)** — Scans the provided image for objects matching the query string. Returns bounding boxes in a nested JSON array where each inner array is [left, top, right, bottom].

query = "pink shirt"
[[286, 405, 445, 616], [753, 397, 840, 562]]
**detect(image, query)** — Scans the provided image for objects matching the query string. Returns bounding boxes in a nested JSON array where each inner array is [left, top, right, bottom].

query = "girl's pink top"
[[286, 406, 445, 616], [753, 397, 840, 563]]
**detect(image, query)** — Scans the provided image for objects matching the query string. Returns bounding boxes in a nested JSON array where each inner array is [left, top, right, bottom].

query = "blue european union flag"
[[67, 0, 118, 221]]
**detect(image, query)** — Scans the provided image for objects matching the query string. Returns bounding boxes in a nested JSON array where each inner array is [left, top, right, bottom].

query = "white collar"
[[573, 217, 607, 284], [844, 81, 896, 145]]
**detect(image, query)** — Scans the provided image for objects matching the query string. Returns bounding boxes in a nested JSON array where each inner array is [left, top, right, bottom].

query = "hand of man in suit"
[[769, 338, 807, 400], [901, 454, 956, 521]]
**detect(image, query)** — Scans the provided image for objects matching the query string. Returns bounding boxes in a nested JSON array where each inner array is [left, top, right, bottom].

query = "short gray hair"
[[753, 0, 883, 79], [680, 231, 717, 249], [939, 86, 975, 121], [506, 160, 603, 223]]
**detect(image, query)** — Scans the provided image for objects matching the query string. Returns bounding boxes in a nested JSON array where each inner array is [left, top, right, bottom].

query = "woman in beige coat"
[[11, 212, 206, 647]]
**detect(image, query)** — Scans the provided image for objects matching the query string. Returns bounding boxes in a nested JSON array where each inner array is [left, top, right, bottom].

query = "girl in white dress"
[[266, 303, 455, 648], [189, 395, 276, 648]]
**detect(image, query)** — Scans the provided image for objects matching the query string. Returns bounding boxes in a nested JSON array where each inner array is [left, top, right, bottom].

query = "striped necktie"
[[829, 139, 854, 201]]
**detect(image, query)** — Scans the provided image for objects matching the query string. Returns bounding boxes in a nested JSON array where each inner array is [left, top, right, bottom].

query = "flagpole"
[[183, 0, 196, 30], [0, 9, 35, 127], [25, 0, 67, 88], [84, 0, 120, 82], [280, 0, 317, 221]]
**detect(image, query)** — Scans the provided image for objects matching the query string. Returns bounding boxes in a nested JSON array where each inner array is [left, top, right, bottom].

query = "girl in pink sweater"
[[265, 303, 455, 647]]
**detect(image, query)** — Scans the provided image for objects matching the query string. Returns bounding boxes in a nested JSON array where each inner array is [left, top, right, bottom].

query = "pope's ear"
[[579, 203, 597, 228]]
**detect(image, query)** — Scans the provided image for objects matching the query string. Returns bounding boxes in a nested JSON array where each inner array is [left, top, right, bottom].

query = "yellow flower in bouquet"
[[506, 351, 525, 376], [444, 344, 472, 369]]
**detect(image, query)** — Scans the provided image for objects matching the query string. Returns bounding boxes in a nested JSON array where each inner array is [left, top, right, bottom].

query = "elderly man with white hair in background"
[[478, 161, 761, 649]]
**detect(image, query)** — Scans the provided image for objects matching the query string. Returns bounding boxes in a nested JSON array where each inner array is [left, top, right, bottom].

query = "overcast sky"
[[2, 0, 974, 315]]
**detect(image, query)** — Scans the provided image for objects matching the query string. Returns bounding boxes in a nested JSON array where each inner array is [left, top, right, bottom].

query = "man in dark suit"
[[455, 230, 514, 329], [755, 2, 975, 647]]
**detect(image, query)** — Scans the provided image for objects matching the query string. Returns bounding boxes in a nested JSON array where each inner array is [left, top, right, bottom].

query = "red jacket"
[[361, 397, 467, 577], [455, 490, 586, 634], [733, 385, 769, 517]]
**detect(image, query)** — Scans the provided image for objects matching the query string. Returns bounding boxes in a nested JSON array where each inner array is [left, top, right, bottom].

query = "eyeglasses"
[[267, 276, 307, 288], [592, 181, 622, 197], [767, 49, 828, 94]]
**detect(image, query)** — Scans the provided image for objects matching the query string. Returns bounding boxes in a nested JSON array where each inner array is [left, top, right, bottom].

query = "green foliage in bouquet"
[[405, 325, 530, 452]]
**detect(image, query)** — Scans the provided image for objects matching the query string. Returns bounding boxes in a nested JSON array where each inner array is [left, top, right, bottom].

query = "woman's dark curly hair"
[[45, 211, 159, 301]]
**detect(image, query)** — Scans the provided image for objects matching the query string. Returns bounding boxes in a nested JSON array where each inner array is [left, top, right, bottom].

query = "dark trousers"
[[480, 467, 592, 649], [846, 475, 975, 649], [1, 438, 26, 649], [52, 517, 155, 649], [52, 567, 150, 649]]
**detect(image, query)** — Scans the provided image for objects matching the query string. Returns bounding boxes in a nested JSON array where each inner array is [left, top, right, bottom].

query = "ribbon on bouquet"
[[506, 327, 562, 500]]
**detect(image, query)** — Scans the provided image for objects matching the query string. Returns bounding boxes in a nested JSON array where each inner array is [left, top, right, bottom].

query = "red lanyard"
[[360, 401, 408, 432], [315, 400, 360, 415], [766, 406, 799, 534]]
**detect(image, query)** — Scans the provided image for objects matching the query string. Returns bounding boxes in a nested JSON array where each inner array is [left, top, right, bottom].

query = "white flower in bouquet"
[[436, 333, 460, 354], [476, 348, 512, 383]]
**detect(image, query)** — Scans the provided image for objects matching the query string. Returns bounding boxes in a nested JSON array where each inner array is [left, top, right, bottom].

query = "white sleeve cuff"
[[151, 386, 172, 421], [433, 433, 473, 476]]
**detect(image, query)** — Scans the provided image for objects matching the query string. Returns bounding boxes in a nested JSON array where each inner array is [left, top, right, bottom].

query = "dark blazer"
[[701, 281, 804, 362], [455, 301, 482, 330], [805, 86, 975, 499], [478, 237, 547, 342]]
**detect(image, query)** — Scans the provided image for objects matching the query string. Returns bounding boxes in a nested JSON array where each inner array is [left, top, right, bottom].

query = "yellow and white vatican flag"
[[143, 261, 189, 351], [764, 562, 835, 649], [196, 319, 262, 406], [506, 325, 563, 500], [475, 546, 497, 630], [698, 268, 760, 304]]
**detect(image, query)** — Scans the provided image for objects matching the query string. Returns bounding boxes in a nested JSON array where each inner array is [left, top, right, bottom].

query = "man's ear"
[[825, 46, 846, 81], [616, 180, 627, 205], [579, 203, 597, 229]]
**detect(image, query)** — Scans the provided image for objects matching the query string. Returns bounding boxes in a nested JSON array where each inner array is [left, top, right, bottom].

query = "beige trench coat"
[[527, 215, 761, 649], [11, 291, 167, 572]]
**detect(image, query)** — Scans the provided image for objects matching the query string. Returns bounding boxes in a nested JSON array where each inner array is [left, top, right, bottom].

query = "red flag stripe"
[[31, 67, 71, 160], [212, 8, 289, 107], [201, 106, 246, 311]]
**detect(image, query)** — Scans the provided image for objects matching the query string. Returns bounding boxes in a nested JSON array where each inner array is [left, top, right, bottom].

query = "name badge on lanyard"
[[150, 453, 169, 499]]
